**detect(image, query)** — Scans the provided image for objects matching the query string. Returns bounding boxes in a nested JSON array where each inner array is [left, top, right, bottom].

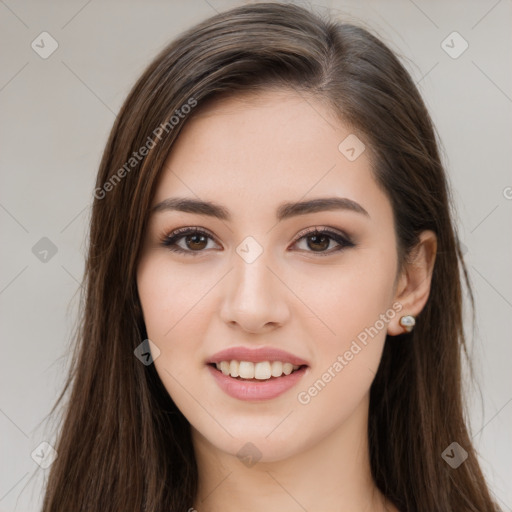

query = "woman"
[[41, 2, 501, 511]]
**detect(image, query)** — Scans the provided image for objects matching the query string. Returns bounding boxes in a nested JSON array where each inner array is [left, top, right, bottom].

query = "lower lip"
[[207, 365, 308, 401]]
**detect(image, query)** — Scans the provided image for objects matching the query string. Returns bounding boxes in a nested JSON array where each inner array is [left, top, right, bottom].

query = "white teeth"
[[229, 360, 239, 378], [239, 361, 255, 379], [282, 362, 294, 375], [219, 361, 230, 375], [254, 361, 271, 380], [213, 360, 301, 379], [271, 361, 282, 377]]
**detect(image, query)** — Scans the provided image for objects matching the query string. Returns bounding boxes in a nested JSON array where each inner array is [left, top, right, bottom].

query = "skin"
[[137, 89, 437, 512]]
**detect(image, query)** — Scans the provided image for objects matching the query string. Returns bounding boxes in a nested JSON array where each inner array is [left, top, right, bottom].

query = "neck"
[[191, 393, 397, 512]]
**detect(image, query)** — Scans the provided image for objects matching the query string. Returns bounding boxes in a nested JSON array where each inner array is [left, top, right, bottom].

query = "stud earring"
[[399, 315, 416, 333]]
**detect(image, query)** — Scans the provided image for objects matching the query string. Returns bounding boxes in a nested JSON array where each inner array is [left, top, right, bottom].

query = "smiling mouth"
[[208, 361, 308, 381]]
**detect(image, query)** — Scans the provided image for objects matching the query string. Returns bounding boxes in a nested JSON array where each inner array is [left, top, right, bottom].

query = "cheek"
[[294, 247, 397, 347], [295, 248, 397, 408], [137, 257, 228, 445], [137, 256, 213, 400], [137, 254, 214, 342]]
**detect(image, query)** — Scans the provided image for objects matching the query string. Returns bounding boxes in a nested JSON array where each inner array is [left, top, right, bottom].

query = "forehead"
[[153, 89, 388, 222]]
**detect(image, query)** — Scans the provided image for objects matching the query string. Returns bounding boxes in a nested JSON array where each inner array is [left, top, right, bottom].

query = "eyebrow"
[[151, 196, 370, 221]]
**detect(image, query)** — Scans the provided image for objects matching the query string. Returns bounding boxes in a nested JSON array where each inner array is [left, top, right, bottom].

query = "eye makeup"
[[160, 225, 355, 257]]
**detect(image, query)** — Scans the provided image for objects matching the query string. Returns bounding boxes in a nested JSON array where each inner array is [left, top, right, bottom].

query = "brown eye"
[[162, 228, 220, 256], [185, 233, 209, 251], [293, 228, 354, 256], [306, 233, 331, 252]]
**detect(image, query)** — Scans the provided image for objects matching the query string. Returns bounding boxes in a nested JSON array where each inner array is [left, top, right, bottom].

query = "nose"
[[219, 249, 290, 334]]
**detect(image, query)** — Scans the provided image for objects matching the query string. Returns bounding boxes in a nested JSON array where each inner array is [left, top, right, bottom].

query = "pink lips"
[[207, 365, 308, 401], [206, 346, 310, 401]]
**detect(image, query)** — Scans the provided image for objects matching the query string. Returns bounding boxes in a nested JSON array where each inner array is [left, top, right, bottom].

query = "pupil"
[[309, 234, 329, 251], [187, 234, 207, 250]]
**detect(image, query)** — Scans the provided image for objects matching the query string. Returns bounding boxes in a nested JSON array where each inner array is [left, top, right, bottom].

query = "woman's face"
[[137, 89, 401, 462]]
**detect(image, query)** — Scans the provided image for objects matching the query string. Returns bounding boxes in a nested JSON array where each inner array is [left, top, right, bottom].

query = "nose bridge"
[[219, 237, 289, 331], [232, 243, 275, 307]]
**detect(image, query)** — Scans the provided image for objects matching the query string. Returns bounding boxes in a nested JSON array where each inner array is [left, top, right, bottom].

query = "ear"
[[387, 230, 437, 336]]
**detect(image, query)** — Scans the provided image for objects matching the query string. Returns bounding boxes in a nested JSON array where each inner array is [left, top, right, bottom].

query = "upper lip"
[[207, 346, 309, 367]]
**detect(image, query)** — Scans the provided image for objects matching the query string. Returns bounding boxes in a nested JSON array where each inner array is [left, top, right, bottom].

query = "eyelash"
[[160, 226, 355, 257]]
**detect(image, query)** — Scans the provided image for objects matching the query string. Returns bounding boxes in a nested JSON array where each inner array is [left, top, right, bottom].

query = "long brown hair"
[[40, 3, 501, 511]]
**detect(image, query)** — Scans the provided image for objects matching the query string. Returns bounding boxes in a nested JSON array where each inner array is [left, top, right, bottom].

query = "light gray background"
[[1, 0, 511, 510]]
